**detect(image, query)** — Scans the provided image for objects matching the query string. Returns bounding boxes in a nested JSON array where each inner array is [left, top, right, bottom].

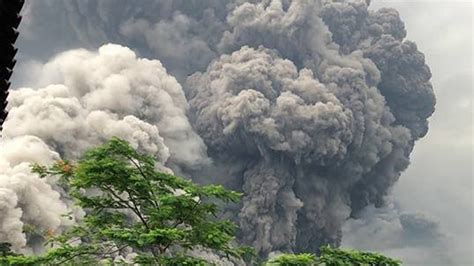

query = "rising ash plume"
[[1, 0, 435, 258]]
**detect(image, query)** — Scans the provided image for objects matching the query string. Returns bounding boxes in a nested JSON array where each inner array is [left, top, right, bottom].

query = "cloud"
[[1, 44, 209, 251], [0, 136, 70, 252], [7, 44, 208, 170]]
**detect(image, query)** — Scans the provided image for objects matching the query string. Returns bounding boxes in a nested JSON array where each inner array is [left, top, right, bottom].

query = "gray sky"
[[367, 0, 473, 264]]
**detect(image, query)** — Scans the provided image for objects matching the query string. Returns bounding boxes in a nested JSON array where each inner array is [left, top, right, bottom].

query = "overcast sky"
[[367, 0, 473, 264]]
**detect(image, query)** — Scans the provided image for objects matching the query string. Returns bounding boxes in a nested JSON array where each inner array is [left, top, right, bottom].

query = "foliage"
[[21, 137, 252, 265], [0, 138, 402, 265], [266, 246, 401, 266], [267, 253, 317, 266], [318, 246, 401, 266], [0, 243, 43, 266]]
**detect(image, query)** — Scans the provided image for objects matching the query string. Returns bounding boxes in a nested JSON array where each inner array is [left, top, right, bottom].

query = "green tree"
[[267, 246, 401, 266], [0, 138, 402, 266], [5, 137, 252, 265], [267, 253, 317, 266]]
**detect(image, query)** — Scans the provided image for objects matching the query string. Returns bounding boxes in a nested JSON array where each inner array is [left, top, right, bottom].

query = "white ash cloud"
[[0, 136, 71, 252], [1, 44, 209, 251], [6, 44, 208, 170]]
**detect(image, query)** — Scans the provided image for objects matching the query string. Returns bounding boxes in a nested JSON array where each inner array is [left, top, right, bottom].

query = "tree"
[[0, 137, 402, 265], [7, 137, 252, 265], [266, 253, 317, 266], [267, 246, 401, 266]]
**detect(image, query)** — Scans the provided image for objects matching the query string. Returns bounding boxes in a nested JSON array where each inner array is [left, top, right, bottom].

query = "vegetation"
[[267, 253, 317, 265], [268, 246, 401, 266], [0, 138, 402, 265], [317, 246, 401, 266], [2, 138, 252, 265]]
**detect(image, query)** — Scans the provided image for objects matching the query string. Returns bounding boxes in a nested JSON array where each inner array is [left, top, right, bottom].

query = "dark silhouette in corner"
[[0, 0, 24, 132]]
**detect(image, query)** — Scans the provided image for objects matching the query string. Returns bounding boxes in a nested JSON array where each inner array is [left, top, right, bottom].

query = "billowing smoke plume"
[[18, 0, 234, 82], [187, 0, 434, 255], [6, 44, 208, 170], [0, 44, 208, 251], [0, 136, 70, 252], [3, 0, 436, 258]]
